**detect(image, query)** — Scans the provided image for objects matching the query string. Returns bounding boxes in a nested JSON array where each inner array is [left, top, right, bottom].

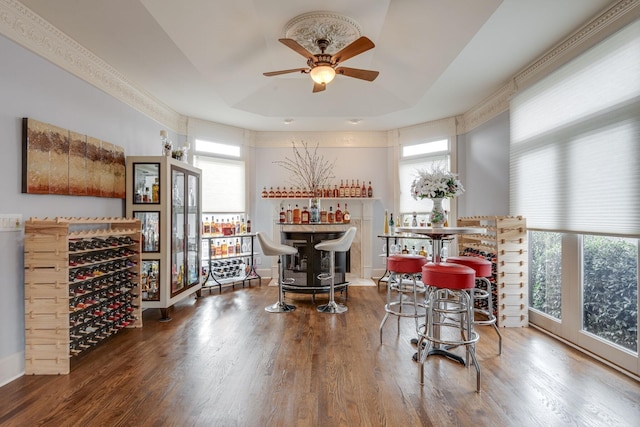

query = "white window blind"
[[193, 155, 245, 213], [510, 19, 640, 236]]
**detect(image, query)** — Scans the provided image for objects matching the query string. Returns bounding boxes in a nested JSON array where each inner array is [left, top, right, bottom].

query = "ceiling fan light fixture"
[[310, 65, 336, 85]]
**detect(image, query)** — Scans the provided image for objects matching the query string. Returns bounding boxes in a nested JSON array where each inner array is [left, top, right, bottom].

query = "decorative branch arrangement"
[[274, 141, 336, 192]]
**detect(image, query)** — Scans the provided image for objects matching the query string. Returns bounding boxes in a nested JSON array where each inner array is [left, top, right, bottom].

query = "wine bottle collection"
[[67, 236, 140, 357], [278, 202, 352, 225]]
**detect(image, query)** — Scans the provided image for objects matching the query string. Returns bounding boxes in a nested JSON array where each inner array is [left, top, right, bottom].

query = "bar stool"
[[379, 254, 428, 344], [257, 232, 298, 313], [418, 262, 481, 392], [314, 227, 357, 314], [447, 255, 502, 354]]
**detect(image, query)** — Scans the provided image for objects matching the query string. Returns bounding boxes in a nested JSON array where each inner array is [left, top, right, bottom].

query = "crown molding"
[[0, 0, 187, 134], [459, 0, 639, 134]]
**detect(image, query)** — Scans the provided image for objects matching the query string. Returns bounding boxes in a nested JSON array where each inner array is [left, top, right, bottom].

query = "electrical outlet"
[[0, 214, 23, 232], [255, 256, 261, 265]]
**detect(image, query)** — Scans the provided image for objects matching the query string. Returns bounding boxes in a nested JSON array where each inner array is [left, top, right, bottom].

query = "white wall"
[[457, 111, 510, 217], [0, 34, 174, 385]]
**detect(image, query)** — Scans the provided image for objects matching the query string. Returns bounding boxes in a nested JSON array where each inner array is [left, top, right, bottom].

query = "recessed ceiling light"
[[284, 118, 294, 124], [349, 119, 361, 124]]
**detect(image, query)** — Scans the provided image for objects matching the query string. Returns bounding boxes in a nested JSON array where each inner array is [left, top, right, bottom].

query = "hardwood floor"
[[1, 283, 639, 426]]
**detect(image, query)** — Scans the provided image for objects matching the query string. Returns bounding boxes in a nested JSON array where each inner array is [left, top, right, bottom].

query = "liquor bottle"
[[221, 240, 228, 256], [335, 203, 343, 223], [295, 187, 302, 198], [241, 217, 246, 234], [288, 187, 295, 198], [355, 180, 361, 197], [310, 200, 320, 223], [367, 181, 373, 197], [246, 217, 251, 233], [293, 204, 301, 224], [143, 187, 150, 203], [339, 180, 345, 198], [152, 178, 159, 203], [203, 217, 211, 236], [402, 245, 409, 254], [361, 180, 367, 197], [279, 207, 286, 223], [343, 204, 351, 224], [301, 206, 310, 224], [261, 186, 268, 198], [235, 239, 241, 254], [412, 212, 418, 227], [444, 211, 449, 227], [227, 240, 235, 256], [328, 206, 335, 223], [384, 209, 389, 234], [275, 187, 282, 198], [268, 187, 275, 198], [419, 246, 427, 257], [333, 185, 339, 198], [286, 204, 293, 223], [350, 180, 356, 197], [389, 213, 395, 234], [320, 207, 328, 223]]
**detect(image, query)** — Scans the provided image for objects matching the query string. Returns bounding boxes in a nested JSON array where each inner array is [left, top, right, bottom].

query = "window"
[[513, 19, 640, 375], [193, 140, 245, 213], [399, 139, 450, 216]]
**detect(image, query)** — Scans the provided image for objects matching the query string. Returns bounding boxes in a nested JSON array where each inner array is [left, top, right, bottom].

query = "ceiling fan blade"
[[312, 82, 326, 93], [335, 67, 380, 81], [263, 68, 308, 77], [331, 36, 375, 63], [278, 38, 315, 59]]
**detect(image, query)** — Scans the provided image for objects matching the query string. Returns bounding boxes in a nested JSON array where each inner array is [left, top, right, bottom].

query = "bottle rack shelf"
[[24, 217, 142, 375], [201, 235, 260, 293], [456, 216, 528, 328]]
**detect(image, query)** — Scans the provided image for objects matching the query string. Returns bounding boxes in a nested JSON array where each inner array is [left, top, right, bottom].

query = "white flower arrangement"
[[410, 165, 465, 199]]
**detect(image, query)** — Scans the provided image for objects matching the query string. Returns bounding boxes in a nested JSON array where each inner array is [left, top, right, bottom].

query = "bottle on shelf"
[[203, 217, 211, 236], [227, 240, 235, 256], [152, 178, 159, 203], [293, 204, 301, 224], [339, 180, 345, 198], [343, 203, 351, 224], [301, 206, 310, 224], [367, 181, 373, 198], [328, 206, 335, 223], [333, 185, 339, 198], [241, 217, 246, 234], [221, 240, 228, 256], [261, 187, 268, 198], [268, 187, 275, 198], [286, 204, 293, 223], [246, 217, 251, 233], [143, 187, 150, 203], [384, 209, 389, 234], [389, 213, 395, 234], [402, 245, 409, 254], [412, 212, 418, 227], [275, 187, 281, 198], [310, 200, 320, 223], [279, 206, 286, 223], [355, 180, 361, 197], [419, 246, 427, 257], [350, 180, 356, 197], [361, 180, 367, 197], [320, 207, 328, 223], [335, 203, 343, 223]]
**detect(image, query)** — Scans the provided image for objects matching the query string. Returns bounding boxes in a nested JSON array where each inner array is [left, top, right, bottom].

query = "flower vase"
[[310, 197, 320, 223], [429, 197, 446, 228]]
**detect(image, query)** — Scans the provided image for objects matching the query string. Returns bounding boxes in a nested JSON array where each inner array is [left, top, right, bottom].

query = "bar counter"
[[278, 223, 350, 293]]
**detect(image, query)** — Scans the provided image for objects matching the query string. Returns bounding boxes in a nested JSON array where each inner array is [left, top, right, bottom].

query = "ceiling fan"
[[263, 36, 379, 93]]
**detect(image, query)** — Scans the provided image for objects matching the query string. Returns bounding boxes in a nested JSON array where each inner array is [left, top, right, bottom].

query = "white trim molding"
[[0, 0, 186, 133]]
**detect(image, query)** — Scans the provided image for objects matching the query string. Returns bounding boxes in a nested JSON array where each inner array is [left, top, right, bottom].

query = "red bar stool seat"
[[379, 254, 428, 344], [447, 255, 502, 354], [418, 262, 481, 392]]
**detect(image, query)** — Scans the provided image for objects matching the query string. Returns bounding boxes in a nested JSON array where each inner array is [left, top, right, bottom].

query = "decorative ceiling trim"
[[0, 0, 187, 133], [459, 0, 640, 134], [284, 11, 361, 53]]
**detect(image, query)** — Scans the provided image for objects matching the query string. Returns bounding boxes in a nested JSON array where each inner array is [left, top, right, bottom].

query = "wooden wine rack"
[[456, 216, 528, 328], [24, 217, 142, 375]]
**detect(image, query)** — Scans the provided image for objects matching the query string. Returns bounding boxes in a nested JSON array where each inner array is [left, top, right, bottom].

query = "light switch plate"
[[0, 214, 23, 232]]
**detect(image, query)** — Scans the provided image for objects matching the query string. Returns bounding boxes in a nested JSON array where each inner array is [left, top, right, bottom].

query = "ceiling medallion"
[[284, 11, 362, 54]]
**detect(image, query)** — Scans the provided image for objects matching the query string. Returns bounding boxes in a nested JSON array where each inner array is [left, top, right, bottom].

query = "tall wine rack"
[[456, 216, 528, 328], [24, 217, 142, 374]]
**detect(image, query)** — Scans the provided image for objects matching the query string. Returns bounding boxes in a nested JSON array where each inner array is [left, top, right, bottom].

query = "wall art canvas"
[[22, 118, 126, 198]]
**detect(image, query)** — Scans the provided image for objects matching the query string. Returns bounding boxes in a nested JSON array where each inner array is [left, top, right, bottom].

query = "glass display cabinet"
[[126, 156, 202, 321]]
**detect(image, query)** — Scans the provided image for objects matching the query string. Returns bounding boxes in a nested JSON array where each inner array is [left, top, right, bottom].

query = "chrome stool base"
[[317, 300, 348, 314], [265, 301, 296, 313]]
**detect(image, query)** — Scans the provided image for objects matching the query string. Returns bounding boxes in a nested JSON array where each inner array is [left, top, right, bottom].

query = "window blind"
[[193, 155, 245, 213], [510, 19, 640, 236]]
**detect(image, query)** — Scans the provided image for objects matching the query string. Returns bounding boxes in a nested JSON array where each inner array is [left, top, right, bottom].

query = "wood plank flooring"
[[1, 283, 639, 426]]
